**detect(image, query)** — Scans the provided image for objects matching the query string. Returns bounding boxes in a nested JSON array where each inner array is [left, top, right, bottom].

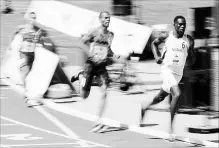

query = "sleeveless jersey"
[[89, 31, 113, 63], [161, 31, 189, 75], [19, 28, 43, 52]]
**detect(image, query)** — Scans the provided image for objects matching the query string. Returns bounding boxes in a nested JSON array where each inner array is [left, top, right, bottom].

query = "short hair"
[[174, 15, 185, 23], [28, 11, 36, 19], [99, 11, 110, 18]]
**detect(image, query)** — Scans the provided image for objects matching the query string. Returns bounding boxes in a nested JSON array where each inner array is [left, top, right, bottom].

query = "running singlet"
[[89, 31, 113, 63], [19, 28, 43, 52], [161, 31, 189, 75]]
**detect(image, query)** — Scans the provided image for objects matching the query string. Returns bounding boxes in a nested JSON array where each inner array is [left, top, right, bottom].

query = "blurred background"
[[1, 0, 218, 118]]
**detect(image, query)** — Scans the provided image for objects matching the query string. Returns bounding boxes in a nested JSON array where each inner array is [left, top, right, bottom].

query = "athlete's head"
[[99, 11, 110, 28], [173, 15, 186, 37], [28, 12, 36, 25]]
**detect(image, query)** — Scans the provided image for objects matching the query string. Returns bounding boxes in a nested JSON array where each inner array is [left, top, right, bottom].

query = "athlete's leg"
[[140, 88, 169, 124], [97, 69, 109, 119], [90, 67, 109, 133], [169, 85, 181, 134], [80, 61, 94, 99]]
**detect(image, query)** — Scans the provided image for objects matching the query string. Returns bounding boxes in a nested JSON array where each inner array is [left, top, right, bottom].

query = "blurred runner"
[[73, 11, 120, 133], [140, 15, 196, 139], [11, 12, 75, 106], [12, 12, 46, 84]]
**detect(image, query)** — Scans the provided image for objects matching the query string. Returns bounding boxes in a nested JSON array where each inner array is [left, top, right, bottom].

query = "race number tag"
[[172, 52, 184, 66], [20, 41, 35, 52], [92, 45, 108, 61]]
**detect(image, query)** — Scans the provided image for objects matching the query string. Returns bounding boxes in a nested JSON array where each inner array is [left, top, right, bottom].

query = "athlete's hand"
[[156, 50, 166, 64]]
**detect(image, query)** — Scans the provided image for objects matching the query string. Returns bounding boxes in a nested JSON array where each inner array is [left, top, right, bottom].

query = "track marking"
[[0, 142, 95, 148], [0, 124, 17, 126], [2, 76, 219, 147], [0, 116, 109, 147], [1, 133, 43, 140], [34, 106, 79, 139]]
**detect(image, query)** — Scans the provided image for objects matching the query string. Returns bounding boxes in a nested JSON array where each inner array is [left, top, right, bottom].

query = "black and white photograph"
[[0, 0, 218, 147]]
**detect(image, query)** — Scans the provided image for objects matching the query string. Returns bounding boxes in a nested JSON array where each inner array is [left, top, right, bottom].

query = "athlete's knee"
[[172, 89, 181, 99], [152, 89, 168, 103], [170, 86, 181, 98]]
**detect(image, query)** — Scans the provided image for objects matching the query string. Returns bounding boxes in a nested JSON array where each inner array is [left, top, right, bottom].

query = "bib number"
[[172, 52, 184, 66], [92, 45, 108, 61], [20, 41, 35, 52]]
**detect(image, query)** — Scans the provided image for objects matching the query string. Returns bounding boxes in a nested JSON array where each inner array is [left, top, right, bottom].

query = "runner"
[[11, 12, 75, 106], [13, 12, 46, 84], [140, 16, 196, 138], [74, 11, 117, 133]]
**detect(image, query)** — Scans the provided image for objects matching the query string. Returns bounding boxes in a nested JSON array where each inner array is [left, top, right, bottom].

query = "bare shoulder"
[[88, 27, 99, 35], [15, 24, 27, 32], [109, 31, 114, 35], [153, 31, 169, 44], [186, 34, 194, 43], [158, 31, 169, 40]]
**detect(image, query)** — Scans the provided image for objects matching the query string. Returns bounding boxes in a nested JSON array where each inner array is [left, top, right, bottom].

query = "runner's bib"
[[20, 29, 42, 52], [20, 41, 36, 52], [172, 52, 185, 67], [90, 43, 109, 62]]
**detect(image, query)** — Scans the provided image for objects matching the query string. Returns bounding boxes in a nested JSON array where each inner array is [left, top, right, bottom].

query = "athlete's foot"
[[96, 125, 110, 133], [167, 129, 175, 142], [167, 134, 175, 142], [25, 98, 43, 107], [89, 123, 105, 133]]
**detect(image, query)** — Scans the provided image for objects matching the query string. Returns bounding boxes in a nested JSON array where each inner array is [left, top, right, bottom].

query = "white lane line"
[[0, 123, 17, 126], [0, 116, 109, 147], [1, 79, 109, 147], [0, 142, 91, 148], [0, 116, 78, 140], [42, 100, 122, 128], [0, 144, 10, 148], [2, 77, 218, 147], [1, 79, 80, 139], [34, 106, 80, 139], [44, 101, 219, 147]]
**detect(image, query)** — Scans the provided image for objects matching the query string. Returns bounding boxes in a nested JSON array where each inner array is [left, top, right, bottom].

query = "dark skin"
[[80, 12, 113, 55], [79, 12, 114, 123], [141, 18, 195, 135]]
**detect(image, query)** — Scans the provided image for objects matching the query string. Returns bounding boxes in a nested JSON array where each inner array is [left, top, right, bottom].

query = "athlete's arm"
[[186, 35, 196, 67], [108, 32, 115, 57], [151, 32, 169, 64], [80, 28, 96, 54], [9, 25, 26, 43]]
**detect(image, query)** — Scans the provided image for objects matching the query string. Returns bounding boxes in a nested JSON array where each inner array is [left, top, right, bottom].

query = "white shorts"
[[160, 70, 182, 93]]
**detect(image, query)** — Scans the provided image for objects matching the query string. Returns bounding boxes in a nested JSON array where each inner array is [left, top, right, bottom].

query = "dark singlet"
[[89, 30, 113, 63], [20, 28, 43, 52]]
